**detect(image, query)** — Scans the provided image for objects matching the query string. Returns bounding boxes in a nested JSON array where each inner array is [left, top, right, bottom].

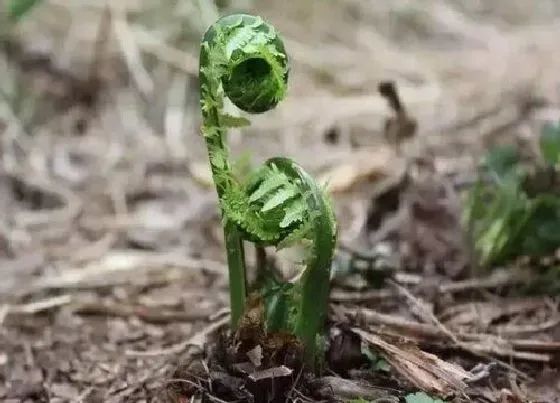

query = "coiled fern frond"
[[199, 13, 337, 364]]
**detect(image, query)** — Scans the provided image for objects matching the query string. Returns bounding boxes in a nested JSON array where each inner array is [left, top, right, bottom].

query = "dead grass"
[[1, 0, 560, 402]]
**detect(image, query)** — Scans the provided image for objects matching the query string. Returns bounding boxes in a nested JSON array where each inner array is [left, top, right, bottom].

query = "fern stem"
[[224, 220, 247, 328], [199, 13, 289, 330]]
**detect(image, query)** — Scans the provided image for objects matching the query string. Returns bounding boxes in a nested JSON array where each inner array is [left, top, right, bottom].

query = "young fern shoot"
[[199, 14, 337, 363]]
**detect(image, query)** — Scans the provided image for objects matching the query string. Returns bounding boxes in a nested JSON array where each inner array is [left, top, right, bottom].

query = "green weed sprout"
[[463, 121, 560, 268], [199, 14, 337, 363]]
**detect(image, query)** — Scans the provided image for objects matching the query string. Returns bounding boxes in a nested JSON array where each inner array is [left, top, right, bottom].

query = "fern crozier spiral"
[[202, 13, 289, 115]]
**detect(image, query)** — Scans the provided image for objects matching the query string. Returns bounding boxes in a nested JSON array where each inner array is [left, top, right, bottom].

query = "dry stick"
[[495, 315, 560, 336], [339, 304, 549, 365], [330, 268, 524, 304], [378, 80, 418, 155], [108, 1, 153, 97], [438, 297, 549, 327], [7, 295, 72, 315], [333, 304, 442, 338], [440, 269, 526, 293], [386, 280, 534, 380], [71, 301, 214, 324], [389, 280, 459, 344], [509, 339, 560, 352]]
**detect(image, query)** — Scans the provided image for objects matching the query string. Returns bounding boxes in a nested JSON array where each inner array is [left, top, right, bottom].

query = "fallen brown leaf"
[[352, 327, 472, 398]]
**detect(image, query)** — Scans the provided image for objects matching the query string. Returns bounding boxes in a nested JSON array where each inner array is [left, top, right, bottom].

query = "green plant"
[[362, 346, 391, 372], [198, 13, 337, 364], [463, 121, 560, 268], [404, 391, 445, 403], [4, 0, 43, 22]]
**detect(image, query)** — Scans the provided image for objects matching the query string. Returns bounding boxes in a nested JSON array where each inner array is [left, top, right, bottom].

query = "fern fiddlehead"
[[199, 14, 337, 363]]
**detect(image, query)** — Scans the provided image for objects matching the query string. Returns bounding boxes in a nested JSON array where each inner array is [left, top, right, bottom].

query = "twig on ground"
[[330, 269, 525, 303], [27, 250, 227, 292], [337, 304, 544, 377], [71, 301, 215, 324], [378, 80, 418, 155], [492, 315, 560, 337], [7, 294, 72, 314], [388, 280, 460, 344], [107, 1, 153, 97]]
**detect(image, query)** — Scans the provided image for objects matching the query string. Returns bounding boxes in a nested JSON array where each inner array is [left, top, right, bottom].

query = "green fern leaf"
[[209, 149, 228, 170], [249, 171, 287, 203], [220, 113, 250, 128], [280, 199, 306, 228], [277, 219, 313, 250], [262, 186, 298, 212]]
